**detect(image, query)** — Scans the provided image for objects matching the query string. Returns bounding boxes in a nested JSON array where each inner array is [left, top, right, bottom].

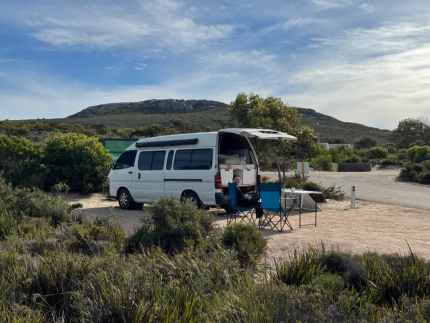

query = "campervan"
[[108, 128, 296, 209]]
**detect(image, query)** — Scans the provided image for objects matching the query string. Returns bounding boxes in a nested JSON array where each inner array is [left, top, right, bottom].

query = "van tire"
[[117, 188, 137, 210], [180, 191, 202, 209]]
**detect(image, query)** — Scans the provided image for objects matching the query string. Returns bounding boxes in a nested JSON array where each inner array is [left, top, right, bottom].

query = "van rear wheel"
[[180, 191, 201, 209]]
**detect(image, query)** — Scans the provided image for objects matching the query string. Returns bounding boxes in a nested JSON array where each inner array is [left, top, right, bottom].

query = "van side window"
[[114, 150, 137, 169], [138, 151, 166, 170], [166, 150, 174, 170], [174, 149, 213, 170]]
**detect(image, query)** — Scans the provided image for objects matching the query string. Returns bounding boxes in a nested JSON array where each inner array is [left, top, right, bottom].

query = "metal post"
[[351, 186, 357, 209]]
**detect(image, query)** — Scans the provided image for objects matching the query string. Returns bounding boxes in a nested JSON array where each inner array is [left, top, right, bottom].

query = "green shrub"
[[14, 188, 70, 225], [366, 146, 388, 160], [399, 163, 427, 183], [44, 133, 112, 193], [362, 252, 430, 305], [0, 178, 70, 226], [379, 155, 402, 168], [302, 181, 345, 201], [354, 137, 377, 149], [222, 223, 267, 268], [419, 171, 430, 185], [311, 154, 333, 171], [338, 162, 371, 172], [0, 134, 44, 187], [127, 199, 213, 254], [274, 247, 324, 286], [50, 182, 70, 195], [407, 145, 430, 163], [423, 160, 430, 170], [329, 146, 358, 163], [67, 219, 126, 255]]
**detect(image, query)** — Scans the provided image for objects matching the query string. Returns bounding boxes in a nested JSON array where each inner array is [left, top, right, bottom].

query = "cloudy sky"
[[0, 0, 429, 129]]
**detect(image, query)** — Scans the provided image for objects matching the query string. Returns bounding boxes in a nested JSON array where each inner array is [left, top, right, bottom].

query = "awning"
[[220, 128, 297, 141]]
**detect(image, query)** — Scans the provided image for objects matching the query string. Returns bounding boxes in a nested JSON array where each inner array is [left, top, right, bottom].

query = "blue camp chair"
[[259, 183, 298, 232], [227, 183, 256, 225]]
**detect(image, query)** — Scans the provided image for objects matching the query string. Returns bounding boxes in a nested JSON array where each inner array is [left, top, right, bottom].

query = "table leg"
[[315, 200, 317, 227]]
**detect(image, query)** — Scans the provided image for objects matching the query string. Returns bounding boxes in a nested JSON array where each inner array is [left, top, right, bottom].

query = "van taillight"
[[214, 174, 222, 189]]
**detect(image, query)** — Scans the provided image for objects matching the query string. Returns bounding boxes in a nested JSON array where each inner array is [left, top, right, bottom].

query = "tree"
[[392, 119, 430, 148], [230, 93, 317, 181], [44, 133, 112, 193], [230, 93, 299, 133]]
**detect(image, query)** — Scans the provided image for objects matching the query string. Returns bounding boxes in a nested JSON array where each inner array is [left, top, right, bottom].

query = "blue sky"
[[0, 0, 429, 129]]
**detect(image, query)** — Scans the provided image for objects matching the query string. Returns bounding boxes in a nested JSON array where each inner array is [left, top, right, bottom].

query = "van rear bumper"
[[215, 192, 226, 207]]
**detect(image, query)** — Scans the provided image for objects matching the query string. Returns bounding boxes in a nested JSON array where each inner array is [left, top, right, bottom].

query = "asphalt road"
[[262, 169, 430, 210]]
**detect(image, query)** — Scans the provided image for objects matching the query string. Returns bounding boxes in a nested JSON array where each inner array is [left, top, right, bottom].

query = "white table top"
[[282, 188, 323, 195]]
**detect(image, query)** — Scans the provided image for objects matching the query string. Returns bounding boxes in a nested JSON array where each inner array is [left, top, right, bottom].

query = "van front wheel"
[[118, 188, 134, 210], [180, 191, 202, 209]]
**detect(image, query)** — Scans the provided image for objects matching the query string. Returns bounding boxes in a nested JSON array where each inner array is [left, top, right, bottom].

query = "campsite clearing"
[[71, 194, 430, 260]]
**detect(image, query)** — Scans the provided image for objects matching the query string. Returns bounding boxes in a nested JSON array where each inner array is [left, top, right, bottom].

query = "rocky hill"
[[66, 99, 391, 143], [69, 99, 228, 118]]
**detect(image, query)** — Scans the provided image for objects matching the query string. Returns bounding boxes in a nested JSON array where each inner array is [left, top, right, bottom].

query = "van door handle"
[[128, 171, 133, 174]]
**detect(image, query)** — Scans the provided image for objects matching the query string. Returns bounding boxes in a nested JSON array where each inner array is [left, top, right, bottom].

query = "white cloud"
[[359, 2, 374, 13], [282, 17, 323, 30], [27, 0, 233, 51], [311, 0, 353, 10], [286, 22, 430, 129]]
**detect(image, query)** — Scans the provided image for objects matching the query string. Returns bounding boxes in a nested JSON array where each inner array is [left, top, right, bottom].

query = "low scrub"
[[311, 154, 334, 171], [127, 198, 213, 254], [0, 178, 71, 239], [222, 223, 267, 268], [399, 162, 430, 185]]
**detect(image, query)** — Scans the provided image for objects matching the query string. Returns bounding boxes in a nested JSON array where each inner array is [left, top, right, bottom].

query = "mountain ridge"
[[67, 99, 391, 143]]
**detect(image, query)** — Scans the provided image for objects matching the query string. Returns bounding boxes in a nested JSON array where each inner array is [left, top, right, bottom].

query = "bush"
[[399, 163, 430, 184], [127, 199, 213, 254], [0, 178, 70, 226], [379, 155, 402, 169], [0, 134, 43, 187], [407, 145, 430, 163], [222, 223, 267, 268], [338, 162, 372, 172], [311, 155, 333, 171], [354, 137, 377, 149], [44, 133, 112, 193], [67, 219, 126, 255], [366, 146, 388, 160], [419, 171, 430, 185]]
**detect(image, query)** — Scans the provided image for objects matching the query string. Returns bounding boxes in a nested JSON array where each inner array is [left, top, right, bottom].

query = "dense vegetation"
[[0, 133, 111, 193], [1, 182, 430, 322]]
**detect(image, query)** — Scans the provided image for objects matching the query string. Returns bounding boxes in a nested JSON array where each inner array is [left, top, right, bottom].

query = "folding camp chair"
[[226, 183, 256, 225], [259, 183, 298, 232]]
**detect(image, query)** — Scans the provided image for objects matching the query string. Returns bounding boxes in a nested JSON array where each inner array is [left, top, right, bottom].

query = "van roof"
[[132, 128, 296, 149]]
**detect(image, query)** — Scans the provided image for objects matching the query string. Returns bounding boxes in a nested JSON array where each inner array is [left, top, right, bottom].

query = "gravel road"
[[309, 169, 430, 210], [262, 169, 430, 210]]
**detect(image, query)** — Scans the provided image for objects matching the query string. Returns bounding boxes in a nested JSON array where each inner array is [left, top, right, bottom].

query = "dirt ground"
[[70, 194, 430, 260]]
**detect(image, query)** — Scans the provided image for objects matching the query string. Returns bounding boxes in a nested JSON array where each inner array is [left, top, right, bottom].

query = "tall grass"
[[2, 190, 430, 322]]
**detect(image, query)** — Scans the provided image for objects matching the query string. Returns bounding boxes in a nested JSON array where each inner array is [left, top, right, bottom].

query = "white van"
[[108, 128, 296, 209]]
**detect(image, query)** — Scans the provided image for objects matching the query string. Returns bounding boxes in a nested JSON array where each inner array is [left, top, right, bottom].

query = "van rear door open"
[[219, 128, 297, 141]]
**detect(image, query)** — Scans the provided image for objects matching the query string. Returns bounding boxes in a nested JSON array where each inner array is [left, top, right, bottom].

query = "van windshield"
[[218, 133, 255, 165]]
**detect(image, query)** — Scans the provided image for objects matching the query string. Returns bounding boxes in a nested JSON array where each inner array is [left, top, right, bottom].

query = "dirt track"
[[71, 194, 430, 260]]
